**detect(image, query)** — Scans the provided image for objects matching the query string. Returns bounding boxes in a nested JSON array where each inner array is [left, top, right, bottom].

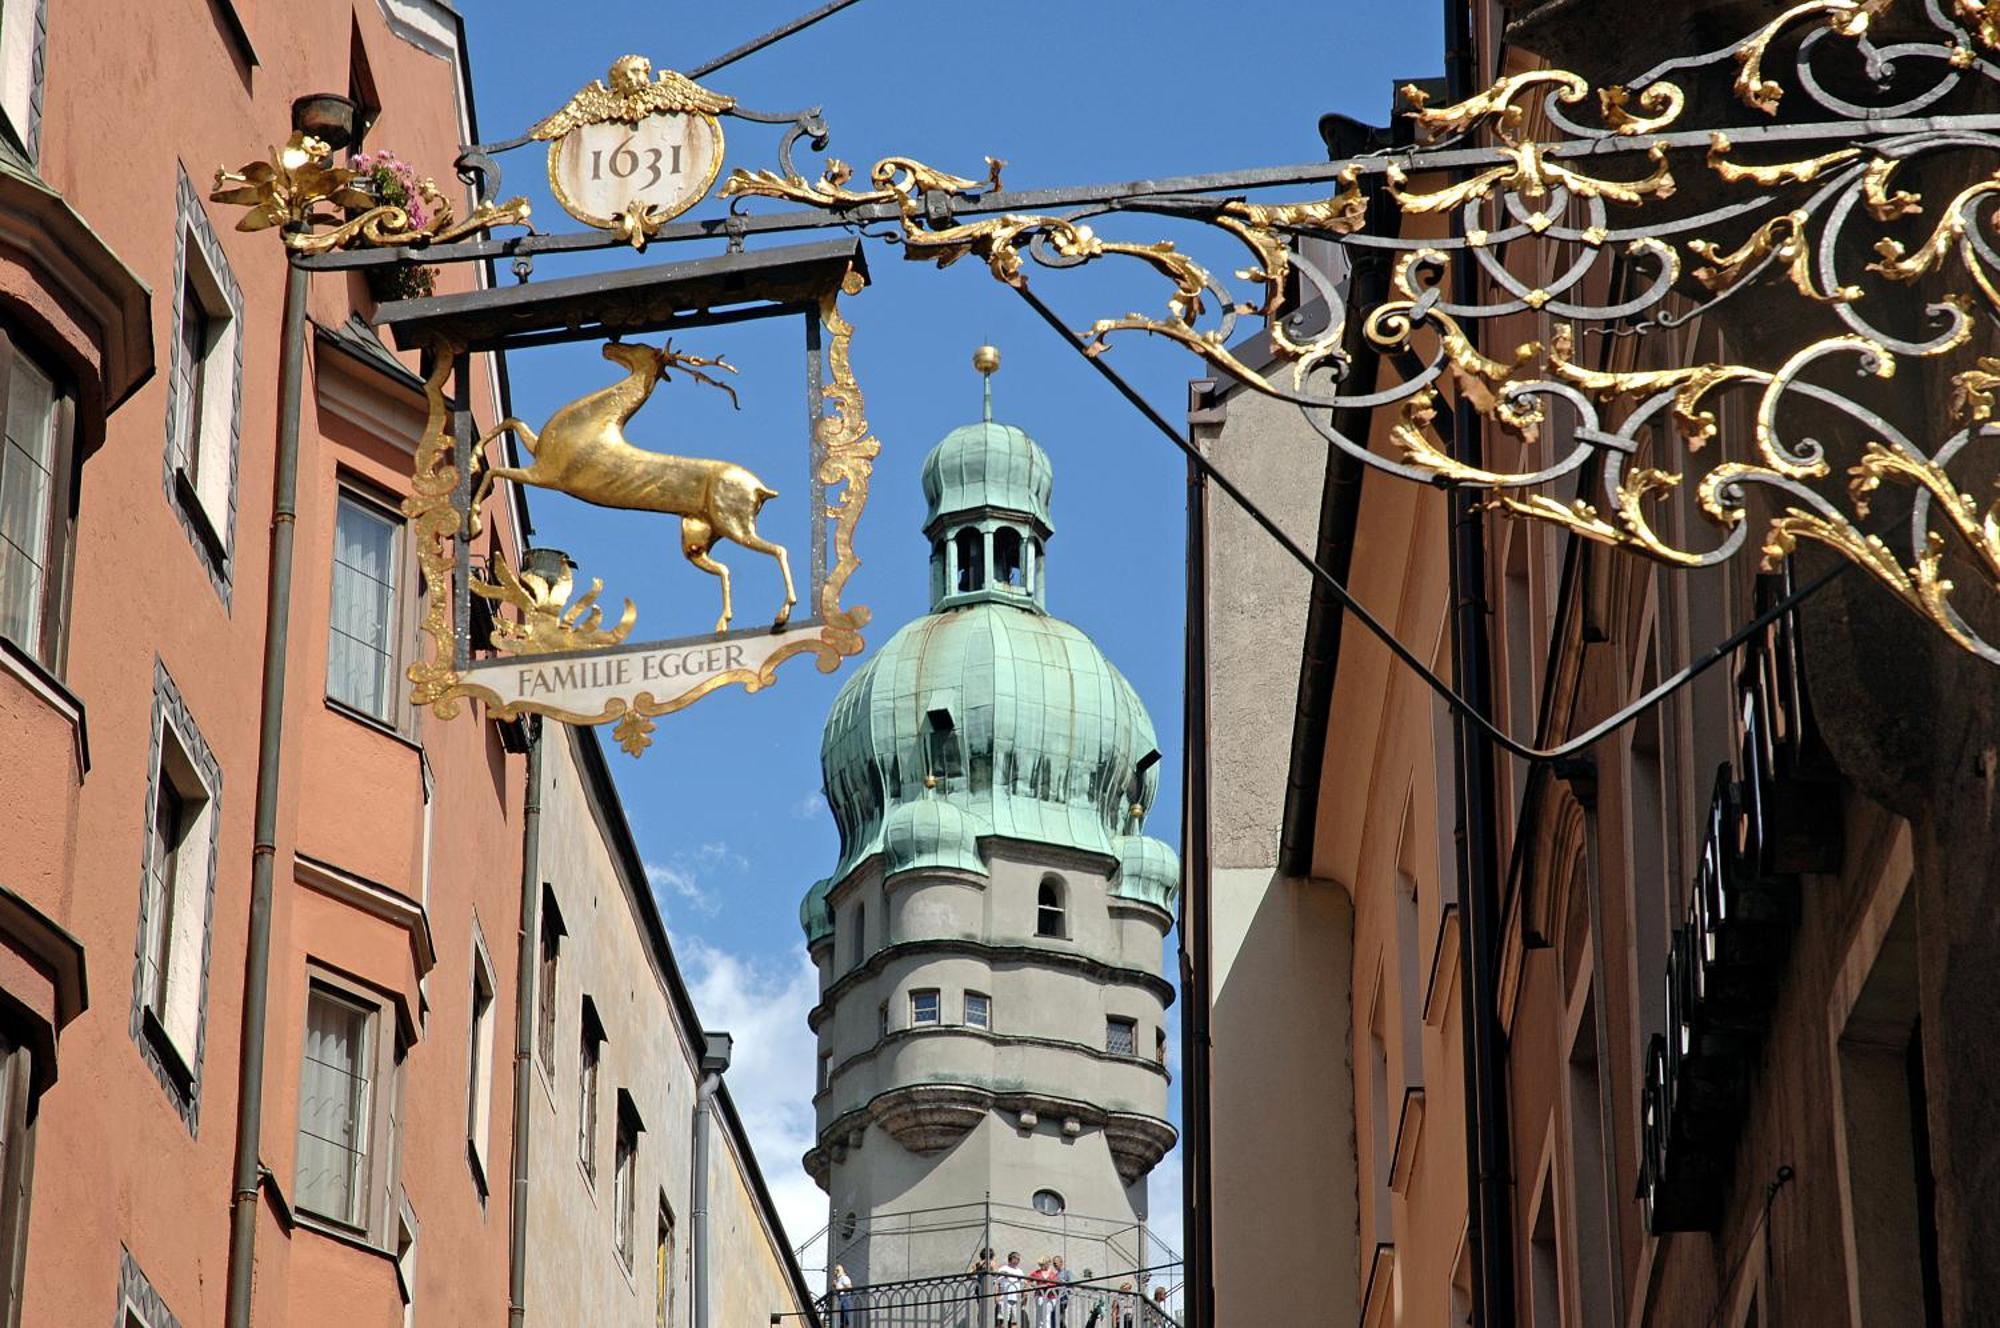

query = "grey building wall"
[[1196, 382, 1362, 1321]]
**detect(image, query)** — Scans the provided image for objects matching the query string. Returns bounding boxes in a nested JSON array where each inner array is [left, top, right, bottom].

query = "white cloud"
[[646, 860, 722, 918], [791, 790, 827, 821], [676, 935, 828, 1275]]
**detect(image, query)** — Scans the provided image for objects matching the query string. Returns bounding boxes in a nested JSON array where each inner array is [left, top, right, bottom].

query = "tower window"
[[851, 903, 866, 971], [910, 990, 940, 1026], [953, 528, 984, 592], [964, 992, 991, 1029], [1036, 878, 1067, 938], [817, 1051, 831, 1094], [1031, 1189, 1065, 1217], [1106, 1017, 1137, 1057], [993, 528, 1023, 588]]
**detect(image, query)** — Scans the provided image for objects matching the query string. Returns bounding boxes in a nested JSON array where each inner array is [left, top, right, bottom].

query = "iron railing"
[[807, 1266, 1183, 1328]]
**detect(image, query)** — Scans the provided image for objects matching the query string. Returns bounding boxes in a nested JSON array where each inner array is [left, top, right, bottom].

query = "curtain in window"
[[0, 356, 55, 652], [328, 495, 399, 720], [298, 990, 372, 1225]]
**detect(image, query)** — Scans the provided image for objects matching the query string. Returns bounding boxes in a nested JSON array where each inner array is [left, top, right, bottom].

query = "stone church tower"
[[802, 353, 1178, 1287]]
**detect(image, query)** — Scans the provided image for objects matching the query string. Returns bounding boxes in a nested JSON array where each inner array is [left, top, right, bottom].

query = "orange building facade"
[[0, 4, 814, 1327], [1194, 3, 1981, 1326]]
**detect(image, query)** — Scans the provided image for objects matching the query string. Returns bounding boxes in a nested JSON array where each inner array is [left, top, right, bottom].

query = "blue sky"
[[460, 0, 1442, 1283]]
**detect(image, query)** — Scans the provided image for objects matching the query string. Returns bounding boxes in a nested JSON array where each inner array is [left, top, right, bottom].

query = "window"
[[993, 528, 1023, 588], [953, 527, 984, 592], [133, 665, 220, 1124], [851, 903, 866, 971], [1036, 878, 1067, 938], [298, 984, 379, 1229], [328, 488, 406, 723], [910, 990, 940, 1027], [466, 934, 496, 1185], [537, 889, 564, 1073], [0, 0, 43, 156], [118, 1250, 179, 1328], [1106, 1016, 1136, 1057], [614, 1093, 641, 1269], [0, 1033, 29, 1324], [165, 170, 243, 585], [817, 1051, 831, 1094], [579, 998, 604, 1182], [657, 1199, 676, 1328], [964, 992, 991, 1030], [0, 338, 75, 667], [1031, 1189, 1065, 1217], [394, 1201, 418, 1328], [878, 1001, 889, 1040]]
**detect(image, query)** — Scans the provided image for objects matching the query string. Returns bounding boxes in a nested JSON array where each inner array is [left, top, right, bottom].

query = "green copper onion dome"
[[804, 353, 1178, 943]]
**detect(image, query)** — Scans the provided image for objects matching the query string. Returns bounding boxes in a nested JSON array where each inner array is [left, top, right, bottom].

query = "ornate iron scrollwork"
[[717, 0, 2000, 664]]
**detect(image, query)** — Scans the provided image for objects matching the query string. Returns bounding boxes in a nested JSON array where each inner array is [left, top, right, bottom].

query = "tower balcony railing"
[[798, 1264, 1183, 1328]]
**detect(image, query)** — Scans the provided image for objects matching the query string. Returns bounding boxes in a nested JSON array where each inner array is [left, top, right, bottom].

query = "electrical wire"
[[1011, 280, 1853, 764]]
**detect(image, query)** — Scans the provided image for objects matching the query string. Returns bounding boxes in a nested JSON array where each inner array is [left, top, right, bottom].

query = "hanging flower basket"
[[352, 150, 439, 303]]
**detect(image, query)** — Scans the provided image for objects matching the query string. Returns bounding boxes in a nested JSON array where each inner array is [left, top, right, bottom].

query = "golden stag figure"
[[468, 341, 797, 633]]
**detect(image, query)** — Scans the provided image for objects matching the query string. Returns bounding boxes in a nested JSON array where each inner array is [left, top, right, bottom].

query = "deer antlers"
[[658, 338, 741, 410]]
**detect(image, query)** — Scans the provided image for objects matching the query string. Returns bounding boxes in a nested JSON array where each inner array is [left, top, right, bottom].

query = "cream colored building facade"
[[524, 723, 814, 1328]]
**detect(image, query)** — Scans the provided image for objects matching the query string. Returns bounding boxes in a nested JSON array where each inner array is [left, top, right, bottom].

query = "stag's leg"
[[466, 420, 539, 536], [712, 478, 798, 628], [726, 527, 796, 629], [681, 517, 733, 633]]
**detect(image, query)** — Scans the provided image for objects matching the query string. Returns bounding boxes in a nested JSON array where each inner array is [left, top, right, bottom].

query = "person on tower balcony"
[[997, 1251, 1028, 1327], [1030, 1256, 1059, 1328]]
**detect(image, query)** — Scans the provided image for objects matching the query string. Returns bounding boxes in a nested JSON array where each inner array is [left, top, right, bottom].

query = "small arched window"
[[1031, 1189, 1065, 1217], [993, 528, 1023, 588], [1036, 877, 1066, 938], [953, 528, 984, 592]]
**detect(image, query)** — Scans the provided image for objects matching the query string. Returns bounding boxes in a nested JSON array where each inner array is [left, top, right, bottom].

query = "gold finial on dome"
[[973, 345, 1000, 421]]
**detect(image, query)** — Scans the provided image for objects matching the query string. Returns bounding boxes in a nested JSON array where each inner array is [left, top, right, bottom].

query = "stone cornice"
[[809, 936, 1175, 1028], [805, 1082, 1177, 1186], [819, 1022, 1172, 1089]]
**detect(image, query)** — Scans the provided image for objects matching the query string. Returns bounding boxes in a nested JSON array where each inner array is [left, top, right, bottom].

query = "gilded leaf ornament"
[[211, 131, 530, 253]]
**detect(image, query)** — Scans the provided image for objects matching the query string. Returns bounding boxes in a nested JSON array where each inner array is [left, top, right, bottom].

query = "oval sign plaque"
[[549, 114, 723, 230], [530, 56, 734, 243]]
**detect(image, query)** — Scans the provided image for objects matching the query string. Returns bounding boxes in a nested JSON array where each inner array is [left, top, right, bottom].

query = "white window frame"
[[295, 971, 405, 1246], [327, 482, 414, 729], [394, 1198, 419, 1328], [613, 1092, 641, 1271], [163, 169, 243, 591], [140, 716, 215, 1075], [964, 992, 991, 1030], [466, 923, 497, 1189], [579, 997, 604, 1184], [910, 989, 941, 1027], [0, 0, 43, 158], [0, 333, 75, 671]]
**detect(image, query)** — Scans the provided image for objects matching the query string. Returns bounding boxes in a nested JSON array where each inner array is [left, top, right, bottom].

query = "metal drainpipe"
[[1443, 2, 1518, 1324], [507, 717, 545, 1328], [224, 236, 311, 1328], [1179, 431, 1215, 1328], [692, 1035, 732, 1328]]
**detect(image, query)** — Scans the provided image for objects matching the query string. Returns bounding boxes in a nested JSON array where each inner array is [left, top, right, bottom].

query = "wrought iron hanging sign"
[[214, 2, 2000, 759]]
